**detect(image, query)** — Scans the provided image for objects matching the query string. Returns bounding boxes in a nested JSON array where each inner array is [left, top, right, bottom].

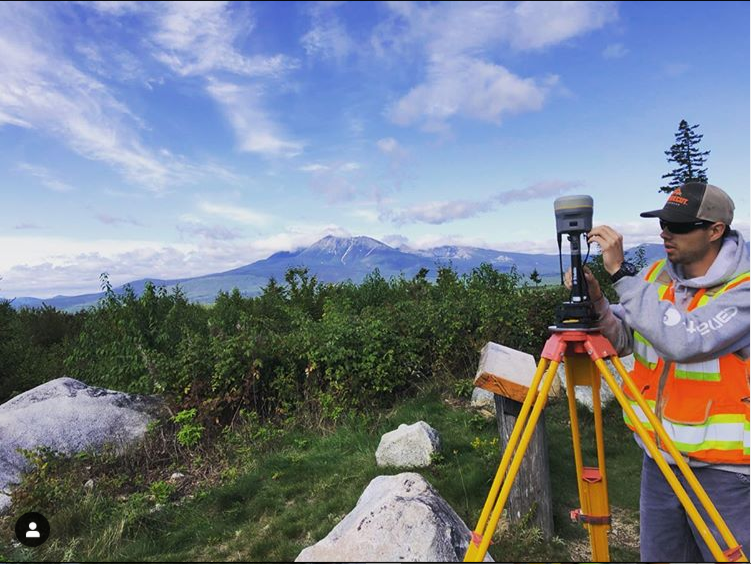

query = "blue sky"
[[1, 1, 748, 298]]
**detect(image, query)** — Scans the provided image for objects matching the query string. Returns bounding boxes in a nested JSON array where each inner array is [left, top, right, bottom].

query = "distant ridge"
[[5, 235, 670, 312]]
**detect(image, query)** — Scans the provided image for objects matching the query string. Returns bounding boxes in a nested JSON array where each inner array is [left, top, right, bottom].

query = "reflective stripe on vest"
[[633, 331, 658, 369], [623, 260, 750, 464]]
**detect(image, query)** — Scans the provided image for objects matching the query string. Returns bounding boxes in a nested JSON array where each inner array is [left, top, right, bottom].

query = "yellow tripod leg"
[[464, 358, 559, 562], [564, 354, 610, 562], [596, 356, 747, 562]]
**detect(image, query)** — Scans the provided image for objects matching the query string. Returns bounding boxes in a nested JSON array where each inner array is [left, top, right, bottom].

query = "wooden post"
[[493, 394, 554, 540], [474, 342, 555, 540]]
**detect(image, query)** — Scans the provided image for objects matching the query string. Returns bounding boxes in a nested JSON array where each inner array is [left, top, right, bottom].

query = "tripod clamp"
[[570, 508, 611, 526]]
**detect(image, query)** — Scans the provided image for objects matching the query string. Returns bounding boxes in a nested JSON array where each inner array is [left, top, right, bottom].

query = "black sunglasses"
[[659, 219, 713, 234]]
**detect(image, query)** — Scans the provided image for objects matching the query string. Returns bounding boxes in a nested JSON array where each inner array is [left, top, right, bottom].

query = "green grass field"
[[1, 384, 643, 562]]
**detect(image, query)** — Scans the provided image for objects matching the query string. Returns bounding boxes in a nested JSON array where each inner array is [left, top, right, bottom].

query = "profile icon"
[[26, 521, 41, 538], [14, 512, 50, 547]]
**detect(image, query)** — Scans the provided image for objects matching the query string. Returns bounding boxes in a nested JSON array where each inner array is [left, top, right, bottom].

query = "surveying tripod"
[[463, 327, 748, 562]]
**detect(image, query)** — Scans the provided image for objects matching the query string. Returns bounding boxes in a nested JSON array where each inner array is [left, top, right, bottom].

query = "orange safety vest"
[[622, 259, 750, 465]]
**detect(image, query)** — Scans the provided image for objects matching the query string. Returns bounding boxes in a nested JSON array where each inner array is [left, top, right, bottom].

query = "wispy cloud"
[[151, 2, 297, 78], [198, 201, 274, 226], [603, 43, 628, 59], [378, 1, 617, 131], [664, 63, 690, 77], [377, 137, 406, 157], [0, 3, 226, 192], [206, 80, 303, 158], [13, 223, 42, 230], [509, 1, 618, 51], [17, 163, 75, 193], [495, 180, 583, 204], [95, 213, 145, 227], [145, 2, 303, 158], [177, 221, 241, 241], [298, 161, 365, 203], [384, 180, 582, 225], [387, 199, 491, 225], [300, 163, 330, 173], [301, 3, 354, 63]]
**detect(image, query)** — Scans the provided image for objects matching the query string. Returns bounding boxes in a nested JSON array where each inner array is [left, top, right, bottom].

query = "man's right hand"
[[564, 266, 604, 302]]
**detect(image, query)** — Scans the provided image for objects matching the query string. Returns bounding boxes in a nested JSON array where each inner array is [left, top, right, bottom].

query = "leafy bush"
[[0, 264, 575, 428]]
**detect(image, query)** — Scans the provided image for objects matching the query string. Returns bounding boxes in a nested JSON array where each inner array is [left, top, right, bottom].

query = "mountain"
[[4, 236, 668, 312]]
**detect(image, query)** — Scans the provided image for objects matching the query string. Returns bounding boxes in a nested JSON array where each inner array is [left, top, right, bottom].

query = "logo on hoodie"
[[663, 307, 682, 326], [686, 307, 739, 335]]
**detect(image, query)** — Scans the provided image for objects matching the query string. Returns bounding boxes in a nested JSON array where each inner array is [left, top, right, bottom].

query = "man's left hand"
[[587, 225, 625, 275]]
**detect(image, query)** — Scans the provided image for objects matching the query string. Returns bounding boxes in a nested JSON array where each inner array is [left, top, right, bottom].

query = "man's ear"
[[708, 222, 726, 243]]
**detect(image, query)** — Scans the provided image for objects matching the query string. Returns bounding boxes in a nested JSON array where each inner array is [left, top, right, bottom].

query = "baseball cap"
[[640, 182, 734, 225]]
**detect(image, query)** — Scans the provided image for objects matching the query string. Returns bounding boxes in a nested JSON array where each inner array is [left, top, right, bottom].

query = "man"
[[572, 182, 749, 562]]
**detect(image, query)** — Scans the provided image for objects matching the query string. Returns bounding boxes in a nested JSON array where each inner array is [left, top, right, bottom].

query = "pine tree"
[[660, 120, 710, 193]]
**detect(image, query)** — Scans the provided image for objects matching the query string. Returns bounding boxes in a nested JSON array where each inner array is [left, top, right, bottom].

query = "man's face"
[[660, 221, 724, 265]]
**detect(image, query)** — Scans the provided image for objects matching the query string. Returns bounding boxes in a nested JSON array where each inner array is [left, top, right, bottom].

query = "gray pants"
[[640, 453, 750, 562]]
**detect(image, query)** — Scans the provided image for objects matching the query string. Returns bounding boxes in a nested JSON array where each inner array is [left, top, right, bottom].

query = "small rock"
[[375, 421, 441, 468]]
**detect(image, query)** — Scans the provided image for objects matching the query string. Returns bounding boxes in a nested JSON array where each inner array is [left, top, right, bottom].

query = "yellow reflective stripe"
[[645, 259, 666, 282], [713, 271, 751, 298], [657, 284, 671, 299], [633, 331, 658, 368], [674, 359, 722, 381], [622, 399, 657, 429], [695, 295, 711, 308]]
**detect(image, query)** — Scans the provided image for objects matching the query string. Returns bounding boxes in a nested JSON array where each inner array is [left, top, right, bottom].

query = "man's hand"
[[587, 225, 625, 275], [564, 266, 604, 302]]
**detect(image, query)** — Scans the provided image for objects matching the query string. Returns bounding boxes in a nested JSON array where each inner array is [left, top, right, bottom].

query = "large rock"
[[556, 355, 634, 411], [296, 472, 492, 562], [0, 377, 162, 513], [375, 421, 440, 468]]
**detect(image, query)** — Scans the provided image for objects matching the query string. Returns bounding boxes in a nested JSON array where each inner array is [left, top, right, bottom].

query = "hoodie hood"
[[665, 229, 750, 289]]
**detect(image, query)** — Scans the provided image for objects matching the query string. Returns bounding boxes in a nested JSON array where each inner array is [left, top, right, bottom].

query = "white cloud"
[[0, 3, 224, 191], [384, 180, 581, 225], [495, 180, 583, 204], [379, 1, 617, 131], [198, 201, 274, 226], [301, 5, 353, 63], [95, 213, 145, 227], [83, 1, 144, 15], [347, 208, 380, 223], [177, 221, 241, 241], [0, 226, 352, 297], [377, 137, 404, 155], [509, 1, 618, 51], [386, 199, 491, 225], [82, 1, 304, 159], [389, 56, 553, 128], [17, 163, 75, 193], [300, 163, 330, 173], [151, 1, 297, 78], [603, 43, 628, 59], [207, 80, 303, 157], [149, 2, 304, 158]]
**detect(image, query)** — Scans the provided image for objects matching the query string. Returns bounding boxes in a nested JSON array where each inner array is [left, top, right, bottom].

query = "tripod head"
[[553, 196, 597, 329]]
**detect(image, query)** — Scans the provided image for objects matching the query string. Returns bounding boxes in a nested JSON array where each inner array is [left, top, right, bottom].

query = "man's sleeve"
[[593, 295, 634, 357], [613, 276, 750, 363]]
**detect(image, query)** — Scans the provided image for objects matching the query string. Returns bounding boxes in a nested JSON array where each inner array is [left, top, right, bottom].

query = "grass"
[[0, 383, 643, 563]]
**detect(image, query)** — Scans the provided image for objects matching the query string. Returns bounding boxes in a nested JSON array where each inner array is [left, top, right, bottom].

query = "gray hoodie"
[[593, 230, 750, 471], [596, 230, 749, 363]]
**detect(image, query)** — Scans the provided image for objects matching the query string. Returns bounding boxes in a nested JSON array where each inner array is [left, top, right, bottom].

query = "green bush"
[[0, 264, 575, 427]]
